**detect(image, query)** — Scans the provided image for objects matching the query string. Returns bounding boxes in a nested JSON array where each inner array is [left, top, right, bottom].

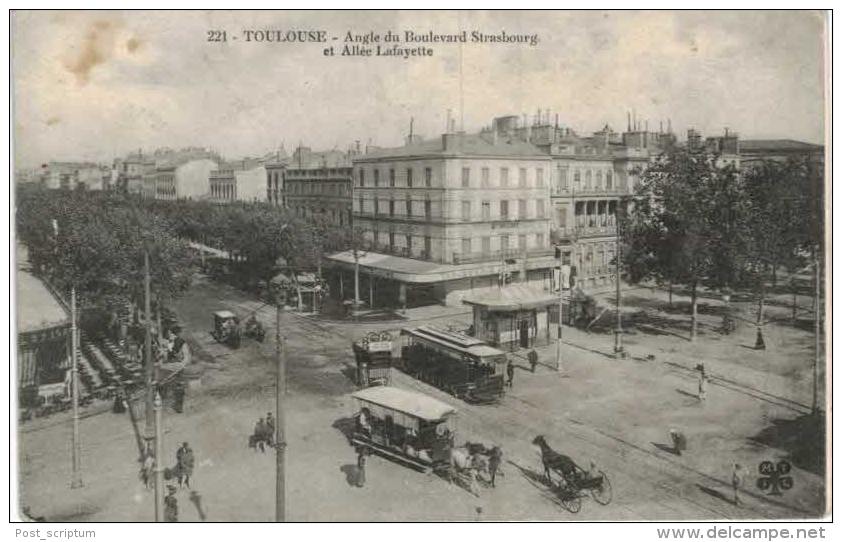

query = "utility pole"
[[275, 302, 287, 522], [353, 250, 360, 312], [70, 287, 83, 489], [812, 252, 821, 415], [154, 392, 163, 522], [555, 258, 563, 372], [614, 203, 624, 358], [144, 251, 154, 438]]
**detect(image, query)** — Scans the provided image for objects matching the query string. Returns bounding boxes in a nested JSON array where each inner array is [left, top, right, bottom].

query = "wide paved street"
[[18, 274, 826, 521]]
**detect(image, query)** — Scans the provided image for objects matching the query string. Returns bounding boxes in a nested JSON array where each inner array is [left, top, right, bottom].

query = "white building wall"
[[235, 165, 267, 202], [175, 159, 218, 199]]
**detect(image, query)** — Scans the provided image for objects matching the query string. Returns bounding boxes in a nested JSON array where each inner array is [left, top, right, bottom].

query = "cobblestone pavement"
[[17, 275, 826, 521]]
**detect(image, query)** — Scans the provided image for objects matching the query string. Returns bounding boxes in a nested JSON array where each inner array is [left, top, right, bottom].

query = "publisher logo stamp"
[[757, 460, 793, 496]]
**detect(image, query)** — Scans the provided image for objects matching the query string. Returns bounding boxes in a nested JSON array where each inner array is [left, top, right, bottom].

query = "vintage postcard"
[[11, 10, 830, 522]]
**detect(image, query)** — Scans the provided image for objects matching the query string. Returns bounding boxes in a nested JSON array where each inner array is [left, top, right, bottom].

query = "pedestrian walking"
[[669, 429, 687, 456], [356, 448, 367, 488], [506, 360, 515, 388], [732, 463, 744, 506], [265, 412, 275, 446], [254, 418, 267, 452], [164, 485, 179, 522], [141, 451, 155, 489], [528, 350, 538, 373], [697, 364, 708, 401], [176, 442, 194, 488], [488, 446, 502, 488]]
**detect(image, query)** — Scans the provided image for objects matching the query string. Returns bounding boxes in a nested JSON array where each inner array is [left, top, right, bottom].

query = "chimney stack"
[[627, 111, 631, 132]]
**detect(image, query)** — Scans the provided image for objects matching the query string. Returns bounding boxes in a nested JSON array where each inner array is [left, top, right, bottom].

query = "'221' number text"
[[207, 30, 227, 42]]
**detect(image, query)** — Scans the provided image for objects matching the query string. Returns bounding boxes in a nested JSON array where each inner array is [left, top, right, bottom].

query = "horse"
[[449, 446, 483, 496], [532, 435, 579, 485]]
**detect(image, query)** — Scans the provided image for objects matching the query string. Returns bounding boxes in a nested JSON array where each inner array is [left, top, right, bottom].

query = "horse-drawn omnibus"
[[350, 386, 456, 473], [399, 326, 507, 404]]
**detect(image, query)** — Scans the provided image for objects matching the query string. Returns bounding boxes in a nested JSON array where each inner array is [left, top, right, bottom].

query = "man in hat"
[[527, 349, 539, 373], [506, 359, 515, 388], [176, 442, 194, 488], [732, 463, 745, 506], [698, 364, 708, 401], [356, 447, 367, 488], [164, 485, 178, 522]]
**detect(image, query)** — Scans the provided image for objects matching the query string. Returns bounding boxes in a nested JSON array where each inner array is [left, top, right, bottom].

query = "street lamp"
[[613, 199, 625, 359], [274, 297, 287, 522], [153, 392, 163, 522]]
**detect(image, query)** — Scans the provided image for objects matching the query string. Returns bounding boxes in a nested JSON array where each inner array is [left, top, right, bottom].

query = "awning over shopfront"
[[462, 284, 559, 312], [326, 250, 556, 284], [18, 270, 70, 333]]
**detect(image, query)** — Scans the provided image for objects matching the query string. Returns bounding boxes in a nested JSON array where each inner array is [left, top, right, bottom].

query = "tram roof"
[[401, 326, 506, 358], [351, 386, 456, 422]]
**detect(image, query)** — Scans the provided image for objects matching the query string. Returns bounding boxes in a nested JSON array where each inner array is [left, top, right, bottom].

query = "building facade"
[[113, 152, 151, 193], [209, 159, 268, 203], [41, 162, 109, 191], [327, 128, 556, 308], [284, 148, 355, 226], [264, 150, 289, 206]]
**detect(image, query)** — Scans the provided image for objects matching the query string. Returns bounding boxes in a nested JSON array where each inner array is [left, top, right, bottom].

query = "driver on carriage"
[[357, 408, 372, 437]]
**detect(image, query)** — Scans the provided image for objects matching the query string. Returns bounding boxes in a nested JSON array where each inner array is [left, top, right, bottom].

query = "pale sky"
[[12, 10, 828, 169]]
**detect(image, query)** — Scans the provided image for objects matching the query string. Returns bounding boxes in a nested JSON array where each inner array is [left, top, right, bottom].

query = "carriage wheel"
[[590, 471, 613, 505]]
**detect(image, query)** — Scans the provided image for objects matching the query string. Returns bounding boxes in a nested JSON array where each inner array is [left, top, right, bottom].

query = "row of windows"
[[286, 181, 349, 196], [356, 197, 547, 220], [555, 167, 615, 191], [361, 232, 547, 258], [357, 166, 547, 189], [458, 233, 547, 254]]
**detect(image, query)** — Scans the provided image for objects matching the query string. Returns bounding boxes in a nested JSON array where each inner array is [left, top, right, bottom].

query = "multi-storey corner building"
[[209, 158, 267, 203], [498, 113, 668, 292], [284, 147, 356, 227], [327, 127, 556, 307]]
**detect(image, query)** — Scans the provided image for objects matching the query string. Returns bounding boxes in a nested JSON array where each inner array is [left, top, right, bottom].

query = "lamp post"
[[275, 300, 287, 522], [70, 287, 83, 489], [555, 257, 563, 372], [153, 392, 163, 522], [613, 200, 624, 359]]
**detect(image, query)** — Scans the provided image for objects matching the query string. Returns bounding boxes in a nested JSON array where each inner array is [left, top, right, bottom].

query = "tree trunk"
[[792, 280, 798, 321], [668, 280, 673, 308], [690, 281, 698, 342], [292, 273, 303, 311], [756, 274, 766, 326], [771, 264, 778, 287]]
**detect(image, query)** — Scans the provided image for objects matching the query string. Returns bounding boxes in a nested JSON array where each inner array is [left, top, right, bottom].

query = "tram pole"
[[144, 251, 154, 439], [154, 392, 163, 522], [613, 203, 624, 359], [275, 301, 287, 522], [555, 258, 563, 372], [70, 287, 83, 489], [812, 251, 821, 415]]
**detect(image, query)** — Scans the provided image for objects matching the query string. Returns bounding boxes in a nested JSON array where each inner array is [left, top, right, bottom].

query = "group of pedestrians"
[[252, 412, 276, 452], [138, 441, 195, 522]]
